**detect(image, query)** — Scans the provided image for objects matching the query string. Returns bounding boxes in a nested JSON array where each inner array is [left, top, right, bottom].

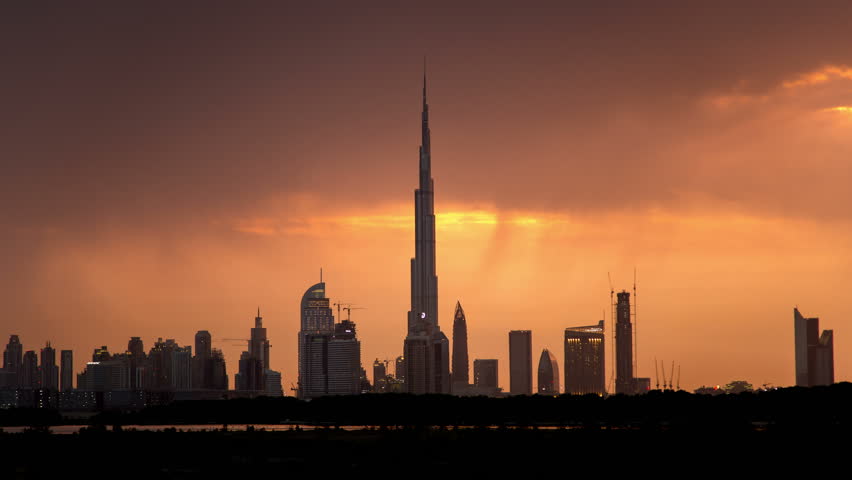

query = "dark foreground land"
[[2, 385, 851, 476]]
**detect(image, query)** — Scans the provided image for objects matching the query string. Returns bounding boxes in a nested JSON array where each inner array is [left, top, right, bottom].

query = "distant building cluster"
[[0, 310, 283, 409]]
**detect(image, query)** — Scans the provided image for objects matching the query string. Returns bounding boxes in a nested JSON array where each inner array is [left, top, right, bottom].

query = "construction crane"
[[342, 306, 366, 322], [654, 357, 660, 390], [660, 361, 668, 390], [668, 360, 675, 391], [676, 365, 681, 391]]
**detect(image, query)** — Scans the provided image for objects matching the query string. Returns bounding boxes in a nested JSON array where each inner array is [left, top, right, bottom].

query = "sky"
[[2, 2, 852, 392]]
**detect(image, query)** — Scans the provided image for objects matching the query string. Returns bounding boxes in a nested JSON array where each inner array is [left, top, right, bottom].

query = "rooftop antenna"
[[320, 267, 323, 283], [607, 272, 615, 394], [633, 267, 638, 380]]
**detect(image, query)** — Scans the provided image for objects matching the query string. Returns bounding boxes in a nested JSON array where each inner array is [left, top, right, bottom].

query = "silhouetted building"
[[395, 355, 406, 383], [373, 359, 387, 392], [3, 335, 23, 387], [250, 309, 270, 370], [299, 280, 334, 399], [537, 348, 560, 395], [127, 337, 144, 357], [403, 71, 450, 394], [60, 350, 73, 391], [327, 319, 361, 395], [794, 307, 834, 387], [264, 369, 283, 396], [192, 330, 212, 390], [209, 348, 228, 391], [127, 337, 145, 390], [237, 310, 267, 392], [452, 301, 469, 389], [21, 350, 38, 389], [145, 338, 191, 390], [509, 330, 532, 395], [564, 320, 605, 395], [78, 360, 129, 391], [474, 359, 498, 390], [92, 345, 111, 362], [615, 291, 635, 394], [39, 343, 59, 391]]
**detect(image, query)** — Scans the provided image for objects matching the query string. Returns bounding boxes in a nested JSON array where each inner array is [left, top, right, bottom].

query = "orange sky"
[[2, 3, 852, 392]]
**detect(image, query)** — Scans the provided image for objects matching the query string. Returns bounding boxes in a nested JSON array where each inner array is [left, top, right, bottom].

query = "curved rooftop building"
[[537, 348, 560, 395]]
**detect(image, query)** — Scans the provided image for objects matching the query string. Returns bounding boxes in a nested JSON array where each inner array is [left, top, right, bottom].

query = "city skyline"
[[3, 3, 852, 392]]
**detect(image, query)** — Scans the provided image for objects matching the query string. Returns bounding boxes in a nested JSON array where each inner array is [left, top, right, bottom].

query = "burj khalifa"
[[403, 69, 450, 394]]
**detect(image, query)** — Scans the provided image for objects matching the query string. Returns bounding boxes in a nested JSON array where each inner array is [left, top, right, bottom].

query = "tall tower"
[[509, 330, 533, 395], [452, 301, 469, 387], [615, 291, 635, 394], [250, 309, 270, 370], [794, 307, 834, 387], [60, 350, 73, 391], [403, 67, 450, 394], [39, 342, 59, 391], [298, 280, 334, 399]]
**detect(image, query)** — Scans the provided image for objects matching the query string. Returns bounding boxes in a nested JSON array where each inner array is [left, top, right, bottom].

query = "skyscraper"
[[404, 69, 450, 395], [373, 359, 387, 392], [452, 301, 469, 388], [299, 280, 334, 399], [794, 307, 834, 387], [193, 330, 212, 389], [21, 350, 38, 389], [473, 359, 498, 389], [327, 319, 361, 396], [237, 310, 273, 392], [2, 335, 23, 388], [509, 330, 532, 395], [250, 309, 270, 371], [564, 320, 605, 395], [60, 350, 73, 391], [39, 342, 59, 391], [615, 291, 635, 394], [537, 349, 560, 395]]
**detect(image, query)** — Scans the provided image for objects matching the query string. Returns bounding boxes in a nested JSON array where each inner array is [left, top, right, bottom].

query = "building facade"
[[564, 320, 605, 395], [60, 350, 73, 391], [509, 330, 532, 395], [473, 359, 498, 389], [794, 307, 834, 387]]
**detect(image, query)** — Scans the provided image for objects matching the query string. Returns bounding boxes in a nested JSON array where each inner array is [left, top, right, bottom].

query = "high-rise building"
[[193, 330, 212, 390], [127, 337, 144, 357], [264, 369, 283, 396], [21, 350, 38, 389], [299, 280, 334, 399], [615, 291, 635, 394], [395, 356, 406, 383], [452, 301, 469, 388], [250, 309, 270, 371], [60, 350, 73, 391], [537, 349, 560, 395], [373, 359, 387, 392], [327, 319, 361, 396], [237, 310, 268, 392], [403, 71, 450, 394], [2, 335, 23, 388], [509, 330, 532, 395], [39, 342, 59, 391], [127, 337, 145, 390], [3, 335, 23, 373], [564, 320, 605, 395], [794, 307, 834, 387], [473, 359, 498, 389], [209, 348, 228, 391]]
